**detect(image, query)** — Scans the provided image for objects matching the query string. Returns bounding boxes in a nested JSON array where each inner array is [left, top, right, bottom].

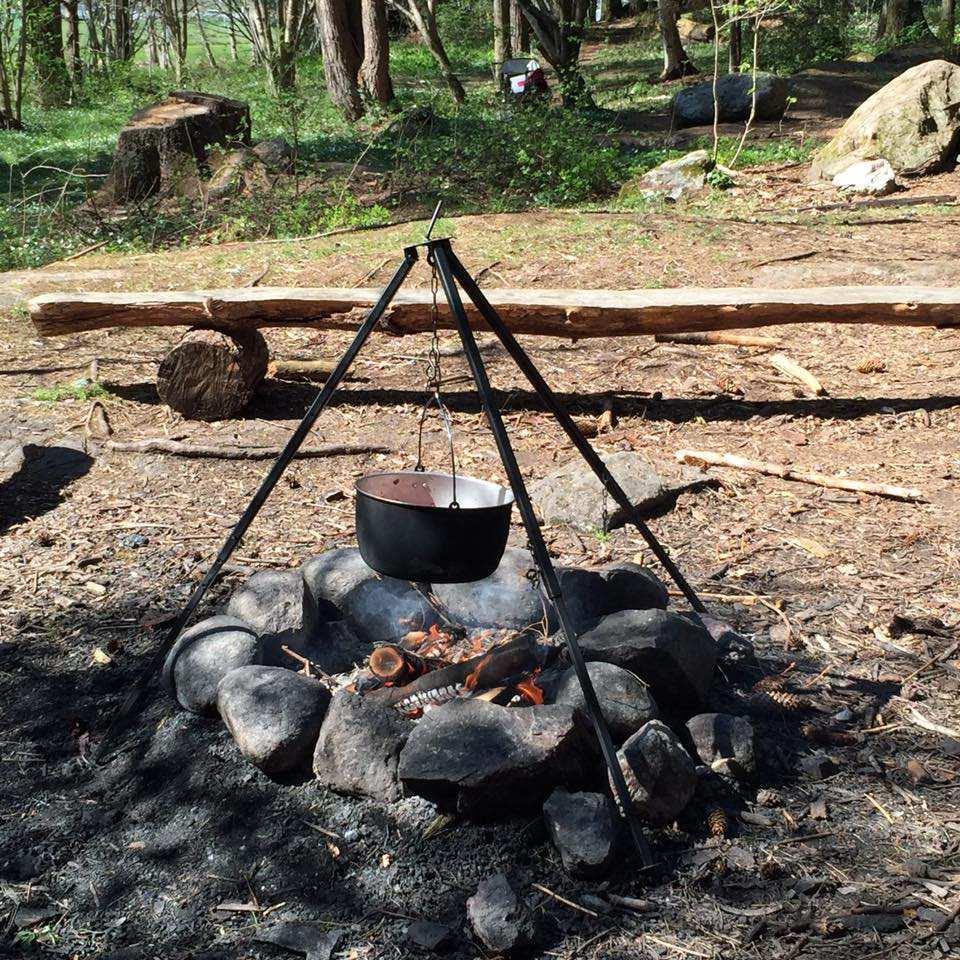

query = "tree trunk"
[[316, 0, 364, 119], [114, 0, 133, 60], [63, 0, 82, 89], [195, 5, 219, 69], [878, 0, 931, 40], [514, 0, 592, 106], [157, 327, 269, 421], [728, 4, 741, 72], [359, 0, 395, 104], [657, 0, 696, 80], [228, 5, 240, 60], [511, 0, 529, 51], [393, 0, 466, 104], [25, 0, 71, 107], [146, 20, 159, 67], [493, 0, 512, 80], [941, 0, 956, 44], [599, 0, 612, 20]]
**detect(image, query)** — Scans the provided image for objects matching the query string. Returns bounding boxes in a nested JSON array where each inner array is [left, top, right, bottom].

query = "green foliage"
[[31, 381, 110, 403]]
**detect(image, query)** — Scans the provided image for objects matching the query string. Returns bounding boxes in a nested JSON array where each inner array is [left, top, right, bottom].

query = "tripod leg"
[[431, 242, 653, 867], [446, 251, 705, 615], [94, 248, 420, 763]]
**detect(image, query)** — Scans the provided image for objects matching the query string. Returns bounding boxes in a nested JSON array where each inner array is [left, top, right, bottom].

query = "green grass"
[[30, 381, 111, 402]]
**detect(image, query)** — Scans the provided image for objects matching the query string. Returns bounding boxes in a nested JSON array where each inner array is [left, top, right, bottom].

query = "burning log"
[[364, 636, 547, 713], [368, 644, 434, 685]]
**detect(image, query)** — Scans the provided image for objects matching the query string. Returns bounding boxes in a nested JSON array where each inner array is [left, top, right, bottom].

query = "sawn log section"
[[28, 285, 960, 339]]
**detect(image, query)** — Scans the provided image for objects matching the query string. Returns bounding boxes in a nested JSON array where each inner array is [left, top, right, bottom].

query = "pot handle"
[[415, 392, 459, 508]]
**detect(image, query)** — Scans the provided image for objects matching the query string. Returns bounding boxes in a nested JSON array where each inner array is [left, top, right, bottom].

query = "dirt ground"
[[3, 126, 960, 958]]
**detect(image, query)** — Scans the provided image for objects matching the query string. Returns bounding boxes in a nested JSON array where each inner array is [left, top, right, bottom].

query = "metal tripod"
[[95, 229, 708, 868]]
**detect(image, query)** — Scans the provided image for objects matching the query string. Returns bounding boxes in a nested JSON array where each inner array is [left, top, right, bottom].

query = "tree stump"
[[157, 328, 268, 421], [100, 91, 251, 204]]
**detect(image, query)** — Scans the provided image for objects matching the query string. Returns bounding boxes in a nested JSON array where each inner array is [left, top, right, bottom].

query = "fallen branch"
[[675, 449, 926, 502], [770, 353, 826, 396], [655, 331, 780, 348], [266, 359, 336, 382], [104, 439, 390, 460], [798, 193, 958, 214]]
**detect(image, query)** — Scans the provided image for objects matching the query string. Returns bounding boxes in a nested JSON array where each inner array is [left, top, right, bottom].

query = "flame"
[[516, 671, 544, 705]]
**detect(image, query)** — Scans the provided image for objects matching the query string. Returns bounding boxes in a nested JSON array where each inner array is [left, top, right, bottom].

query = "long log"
[[28, 285, 960, 339]]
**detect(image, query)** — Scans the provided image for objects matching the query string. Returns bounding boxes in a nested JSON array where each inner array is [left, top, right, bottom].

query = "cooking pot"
[[355, 470, 514, 583]]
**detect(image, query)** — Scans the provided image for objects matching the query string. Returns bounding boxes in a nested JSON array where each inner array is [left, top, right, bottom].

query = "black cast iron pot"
[[355, 471, 514, 583]]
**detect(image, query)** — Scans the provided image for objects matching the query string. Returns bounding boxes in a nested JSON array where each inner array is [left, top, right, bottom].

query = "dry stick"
[[267, 359, 337, 382], [531, 883, 598, 919], [643, 934, 713, 959], [676, 449, 926, 502], [104, 439, 390, 460], [770, 353, 826, 396], [656, 331, 780, 348], [899, 640, 960, 685]]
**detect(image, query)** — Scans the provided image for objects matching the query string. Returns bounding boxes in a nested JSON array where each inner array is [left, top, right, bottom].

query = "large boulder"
[[99, 91, 251, 204], [543, 789, 618, 879], [812, 60, 960, 179], [398, 700, 598, 816], [576, 609, 717, 710], [217, 666, 331, 778], [313, 690, 413, 802], [226, 569, 322, 666], [161, 615, 259, 714], [553, 661, 659, 743], [678, 15, 715, 43], [530, 451, 709, 533], [616, 720, 697, 826], [672, 72, 789, 128], [467, 873, 534, 956], [431, 547, 543, 631]]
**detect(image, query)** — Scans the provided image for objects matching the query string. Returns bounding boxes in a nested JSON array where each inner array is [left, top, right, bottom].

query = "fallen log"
[[104, 439, 390, 459], [675, 449, 926, 502], [28, 285, 960, 339]]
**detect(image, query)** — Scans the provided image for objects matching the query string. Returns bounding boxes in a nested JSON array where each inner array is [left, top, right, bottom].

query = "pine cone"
[[707, 807, 728, 838], [752, 674, 788, 693], [755, 788, 784, 807], [749, 689, 811, 713]]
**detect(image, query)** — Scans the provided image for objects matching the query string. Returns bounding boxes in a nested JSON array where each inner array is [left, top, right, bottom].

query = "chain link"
[[426, 253, 442, 392]]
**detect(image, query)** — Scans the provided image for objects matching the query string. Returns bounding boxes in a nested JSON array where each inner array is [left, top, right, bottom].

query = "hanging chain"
[[426, 253, 442, 392]]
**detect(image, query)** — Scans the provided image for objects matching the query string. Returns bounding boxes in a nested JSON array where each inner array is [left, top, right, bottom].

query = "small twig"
[[899, 640, 960, 685], [246, 264, 270, 287], [643, 934, 713, 958], [531, 883, 598, 918]]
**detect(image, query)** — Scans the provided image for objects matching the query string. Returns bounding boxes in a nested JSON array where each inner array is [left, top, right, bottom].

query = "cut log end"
[[157, 326, 268, 421]]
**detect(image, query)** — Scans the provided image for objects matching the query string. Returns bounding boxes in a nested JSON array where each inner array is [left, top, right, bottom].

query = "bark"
[[24, 0, 71, 107], [493, 0, 512, 79], [157, 327, 269, 421], [359, 0, 395, 105], [514, 0, 593, 106], [657, 0, 696, 80], [113, 0, 133, 61], [728, 5, 741, 72], [30, 285, 960, 339], [941, 0, 956, 44], [878, 0, 932, 40], [316, 0, 364, 119], [63, 0, 82, 88], [511, 0, 529, 51]]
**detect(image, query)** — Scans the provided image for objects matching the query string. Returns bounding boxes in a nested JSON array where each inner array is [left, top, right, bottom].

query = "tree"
[[877, 0, 933, 41], [387, 0, 466, 103], [359, 0, 395, 105], [657, 0, 696, 80], [514, 0, 593, 105], [940, 0, 956, 45], [248, 0, 310, 91], [24, 0, 71, 106], [510, 0, 529, 52], [493, 0, 512, 80], [157, 0, 190, 83], [316, 0, 364, 119], [0, 0, 27, 127]]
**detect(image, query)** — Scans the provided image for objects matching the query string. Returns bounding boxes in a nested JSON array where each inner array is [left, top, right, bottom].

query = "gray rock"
[[252, 136, 295, 171], [678, 15, 715, 42], [686, 712, 756, 779], [313, 690, 412, 802], [616, 720, 697, 826], [217, 666, 331, 778], [530, 451, 709, 533], [558, 561, 668, 632], [406, 920, 452, 951], [619, 150, 712, 201], [431, 547, 543, 631], [162, 615, 259, 714], [302, 547, 436, 642], [226, 569, 321, 665], [467, 873, 533, 956], [543, 788, 618, 879], [399, 700, 598, 817], [265, 619, 369, 674], [255, 923, 341, 960], [577, 609, 717, 708], [832, 158, 898, 196], [673, 72, 789, 128], [553, 661, 659, 743], [812, 60, 960, 179]]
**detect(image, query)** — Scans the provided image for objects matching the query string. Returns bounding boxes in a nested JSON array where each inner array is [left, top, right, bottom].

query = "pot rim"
[[355, 470, 515, 511]]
